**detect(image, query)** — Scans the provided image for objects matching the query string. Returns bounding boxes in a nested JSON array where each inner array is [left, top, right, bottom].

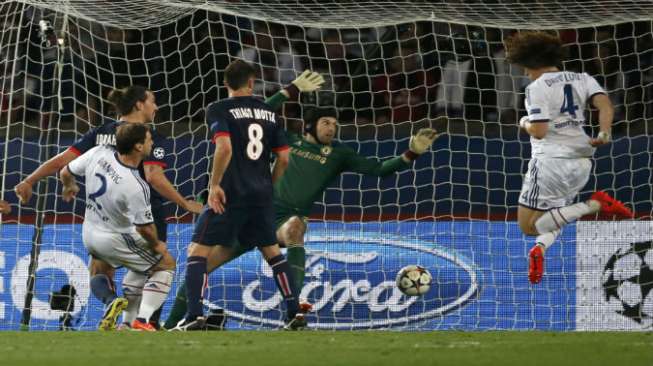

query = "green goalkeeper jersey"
[[264, 91, 409, 216], [273, 132, 409, 216]]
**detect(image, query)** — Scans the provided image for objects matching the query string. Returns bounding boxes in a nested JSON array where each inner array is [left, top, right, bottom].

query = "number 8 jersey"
[[524, 71, 606, 159], [67, 145, 153, 234], [206, 96, 288, 207]]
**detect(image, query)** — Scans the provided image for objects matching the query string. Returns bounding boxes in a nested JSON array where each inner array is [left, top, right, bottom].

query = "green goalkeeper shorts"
[[274, 203, 308, 229]]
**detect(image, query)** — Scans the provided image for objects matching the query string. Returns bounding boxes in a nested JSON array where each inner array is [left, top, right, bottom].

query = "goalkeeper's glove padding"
[[285, 70, 325, 100], [405, 128, 438, 160]]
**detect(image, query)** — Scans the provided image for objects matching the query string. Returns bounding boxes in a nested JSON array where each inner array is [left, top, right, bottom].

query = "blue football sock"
[[90, 274, 117, 305], [185, 256, 207, 320], [267, 254, 299, 319]]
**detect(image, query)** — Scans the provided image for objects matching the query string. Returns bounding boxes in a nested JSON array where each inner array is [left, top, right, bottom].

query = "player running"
[[173, 60, 305, 331], [60, 123, 175, 331], [164, 97, 438, 329], [505, 31, 633, 284], [15, 85, 202, 329]]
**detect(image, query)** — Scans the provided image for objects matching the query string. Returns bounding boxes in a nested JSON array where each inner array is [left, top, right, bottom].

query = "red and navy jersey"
[[67, 118, 172, 204], [207, 96, 288, 207]]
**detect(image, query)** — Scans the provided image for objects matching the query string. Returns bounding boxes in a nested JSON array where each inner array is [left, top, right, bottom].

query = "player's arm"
[[15, 149, 79, 204], [270, 117, 290, 183], [128, 186, 168, 255], [57, 146, 97, 202], [15, 127, 98, 204], [58, 166, 80, 203], [207, 135, 231, 214], [143, 165, 202, 214], [519, 86, 550, 139], [345, 128, 438, 176], [271, 149, 290, 183], [265, 70, 324, 110], [519, 117, 548, 139], [135, 223, 167, 255], [589, 93, 613, 147]]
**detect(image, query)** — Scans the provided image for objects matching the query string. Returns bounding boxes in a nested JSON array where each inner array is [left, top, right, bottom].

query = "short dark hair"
[[224, 60, 256, 90], [116, 123, 149, 155], [107, 85, 149, 116], [505, 31, 564, 69]]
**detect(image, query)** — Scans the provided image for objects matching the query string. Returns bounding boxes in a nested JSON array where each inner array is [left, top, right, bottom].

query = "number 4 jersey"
[[206, 96, 288, 207], [67, 145, 153, 234], [524, 71, 606, 159]]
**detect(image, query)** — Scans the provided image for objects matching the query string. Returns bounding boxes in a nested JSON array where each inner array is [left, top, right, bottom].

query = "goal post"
[[0, 0, 651, 330]]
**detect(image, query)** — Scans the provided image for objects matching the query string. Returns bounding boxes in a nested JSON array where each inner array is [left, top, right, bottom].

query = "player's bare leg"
[[519, 192, 632, 284], [276, 216, 312, 312]]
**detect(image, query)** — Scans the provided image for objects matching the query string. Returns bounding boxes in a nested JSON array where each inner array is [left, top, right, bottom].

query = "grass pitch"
[[1, 331, 651, 366]]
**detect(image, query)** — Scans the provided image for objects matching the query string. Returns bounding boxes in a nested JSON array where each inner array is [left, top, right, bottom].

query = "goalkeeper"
[[164, 73, 438, 329]]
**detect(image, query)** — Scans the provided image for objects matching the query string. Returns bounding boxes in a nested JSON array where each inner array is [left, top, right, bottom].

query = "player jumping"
[[505, 31, 633, 284]]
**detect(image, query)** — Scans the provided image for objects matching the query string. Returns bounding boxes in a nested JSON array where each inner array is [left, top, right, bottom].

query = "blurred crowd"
[[0, 7, 652, 137]]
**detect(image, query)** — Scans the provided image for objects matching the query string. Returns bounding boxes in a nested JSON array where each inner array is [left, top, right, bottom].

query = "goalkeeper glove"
[[405, 128, 438, 160], [284, 70, 325, 100]]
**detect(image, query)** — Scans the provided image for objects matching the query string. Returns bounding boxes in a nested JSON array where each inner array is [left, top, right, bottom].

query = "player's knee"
[[282, 217, 306, 246], [518, 219, 538, 236], [157, 253, 176, 271]]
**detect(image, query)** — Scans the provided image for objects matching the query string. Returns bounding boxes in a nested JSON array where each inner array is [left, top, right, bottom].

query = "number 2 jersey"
[[524, 71, 606, 159], [67, 145, 153, 234], [66, 118, 171, 205], [206, 96, 288, 207]]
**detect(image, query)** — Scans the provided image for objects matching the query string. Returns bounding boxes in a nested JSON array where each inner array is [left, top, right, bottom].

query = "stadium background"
[[0, 1, 651, 331]]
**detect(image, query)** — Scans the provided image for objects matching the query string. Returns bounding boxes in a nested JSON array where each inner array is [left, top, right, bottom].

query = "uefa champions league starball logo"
[[153, 147, 165, 159], [602, 240, 653, 327]]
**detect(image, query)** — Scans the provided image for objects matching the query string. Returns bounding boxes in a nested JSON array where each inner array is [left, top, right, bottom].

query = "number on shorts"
[[246, 123, 264, 160]]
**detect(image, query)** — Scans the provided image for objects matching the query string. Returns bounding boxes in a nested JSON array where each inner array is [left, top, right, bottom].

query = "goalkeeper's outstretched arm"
[[345, 128, 439, 176]]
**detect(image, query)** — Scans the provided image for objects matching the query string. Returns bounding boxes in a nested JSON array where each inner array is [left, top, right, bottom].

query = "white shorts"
[[518, 157, 592, 211], [83, 226, 161, 274]]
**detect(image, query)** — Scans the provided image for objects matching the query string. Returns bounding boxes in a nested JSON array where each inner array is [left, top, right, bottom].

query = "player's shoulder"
[[332, 140, 356, 155], [96, 117, 121, 132], [149, 126, 167, 141], [88, 144, 114, 156]]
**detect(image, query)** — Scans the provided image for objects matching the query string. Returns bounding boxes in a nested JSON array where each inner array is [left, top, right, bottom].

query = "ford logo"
[[206, 231, 479, 329]]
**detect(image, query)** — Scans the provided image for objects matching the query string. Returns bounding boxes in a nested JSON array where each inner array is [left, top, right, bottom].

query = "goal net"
[[0, 0, 651, 331]]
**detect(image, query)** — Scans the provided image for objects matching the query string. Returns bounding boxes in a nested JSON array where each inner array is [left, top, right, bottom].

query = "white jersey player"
[[505, 31, 633, 284], [60, 124, 175, 331]]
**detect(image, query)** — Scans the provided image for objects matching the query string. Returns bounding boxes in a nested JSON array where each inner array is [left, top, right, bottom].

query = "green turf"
[[1, 331, 651, 366]]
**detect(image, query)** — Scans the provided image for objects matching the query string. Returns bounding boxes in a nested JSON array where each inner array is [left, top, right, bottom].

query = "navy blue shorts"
[[191, 205, 277, 248]]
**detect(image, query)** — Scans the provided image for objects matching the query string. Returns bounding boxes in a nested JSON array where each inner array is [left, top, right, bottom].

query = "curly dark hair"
[[505, 31, 564, 69]]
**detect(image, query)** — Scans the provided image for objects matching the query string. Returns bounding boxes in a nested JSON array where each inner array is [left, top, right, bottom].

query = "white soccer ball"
[[396, 265, 432, 296]]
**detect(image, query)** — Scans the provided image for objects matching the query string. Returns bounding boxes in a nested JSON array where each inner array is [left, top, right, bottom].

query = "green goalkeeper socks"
[[286, 246, 306, 296], [163, 281, 187, 329]]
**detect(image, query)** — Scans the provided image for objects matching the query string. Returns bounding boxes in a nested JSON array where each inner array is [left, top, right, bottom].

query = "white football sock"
[[535, 229, 561, 252], [534, 201, 600, 234], [137, 270, 173, 322], [121, 270, 147, 324]]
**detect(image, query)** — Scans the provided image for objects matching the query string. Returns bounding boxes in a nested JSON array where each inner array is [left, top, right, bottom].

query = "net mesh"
[[0, 0, 651, 330]]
